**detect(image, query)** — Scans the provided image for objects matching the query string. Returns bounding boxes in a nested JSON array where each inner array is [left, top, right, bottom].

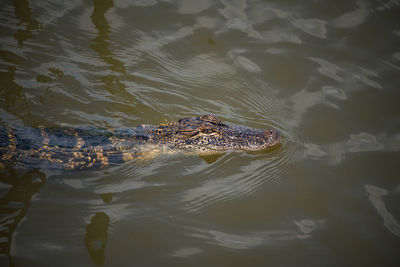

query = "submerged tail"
[[0, 126, 140, 171], [0, 127, 18, 169]]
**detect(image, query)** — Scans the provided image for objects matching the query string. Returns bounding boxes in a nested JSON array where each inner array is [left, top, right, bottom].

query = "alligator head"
[[152, 115, 282, 153]]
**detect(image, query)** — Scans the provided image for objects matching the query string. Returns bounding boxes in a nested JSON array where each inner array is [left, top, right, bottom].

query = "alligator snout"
[[265, 129, 282, 146]]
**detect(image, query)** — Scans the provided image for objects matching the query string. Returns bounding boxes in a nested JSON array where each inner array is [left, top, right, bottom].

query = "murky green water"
[[1, 0, 400, 266]]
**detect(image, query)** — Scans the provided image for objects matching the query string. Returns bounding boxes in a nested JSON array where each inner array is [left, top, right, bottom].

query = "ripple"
[[248, 5, 290, 24], [187, 218, 324, 249], [366, 184, 400, 238], [181, 156, 282, 212], [309, 57, 343, 82], [219, 0, 262, 39], [181, 54, 237, 83], [176, 0, 214, 14], [346, 132, 384, 152], [181, 130, 300, 212], [228, 52, 261, 73], [292, 18, 327, 38], [353, 68, 382, 89], [375, 0, 400, 11], [170, 247, 202, 258], [331, 4, 369, 28], [304, 143, 327, 158], [323, 86, 347, 100], [286, 89, 324, 128], [260, 31, 302, 44]]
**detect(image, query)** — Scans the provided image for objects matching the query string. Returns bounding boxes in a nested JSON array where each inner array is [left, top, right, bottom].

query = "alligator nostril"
[[266, 129, 274, 136], [266, 129, 281, 141]]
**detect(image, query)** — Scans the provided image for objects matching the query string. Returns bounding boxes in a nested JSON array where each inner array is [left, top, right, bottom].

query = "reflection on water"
[[84, 212, 110, 266], [188, 217, 324, 250], [0, 0, 399, 266], [304, 131, 399, 165], [346, 132, 384, 152], [309, 57, 343, 82], [91, 0, 124, 74], [90, 0, 153, 120], [0, 0, 45, 127], [292, 18, 327, 39], [12, 0, 42, 47], [0, 169, 46, 266], [220, 0, 262, 39], [170, 246, 202, 258], [331, 0, 368, 29], [0, 64, 35, 126]]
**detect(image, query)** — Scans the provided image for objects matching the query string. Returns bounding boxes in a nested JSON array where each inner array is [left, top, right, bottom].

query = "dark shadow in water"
[[90, 0, 128, 103], [0, 168, 46, 267], [0, 66, 46, 127], [198, 153, 225, 164], [12, 0, 42, 47], [0, 67, 28, 118], [0, 0, 46, 127], [91, 0, 126, 75], [90, 0, 151, 115], [84, 212, 110, 266]]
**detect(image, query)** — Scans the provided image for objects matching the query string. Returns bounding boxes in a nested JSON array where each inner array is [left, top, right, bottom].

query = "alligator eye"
[[201, 128, 213, 134]]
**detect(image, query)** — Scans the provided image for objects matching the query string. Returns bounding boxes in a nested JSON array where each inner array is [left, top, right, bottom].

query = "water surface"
[[1, 0, 400, 266]]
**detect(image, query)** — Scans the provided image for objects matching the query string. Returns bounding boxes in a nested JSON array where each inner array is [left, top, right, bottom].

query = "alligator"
[[0, 115, 281, 170]]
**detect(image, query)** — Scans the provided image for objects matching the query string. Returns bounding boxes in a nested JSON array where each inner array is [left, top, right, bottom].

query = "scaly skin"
[[0, 115, 281, 170]]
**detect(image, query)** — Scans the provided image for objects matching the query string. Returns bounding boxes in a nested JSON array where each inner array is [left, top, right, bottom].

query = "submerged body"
[[0, 115, 281, 170]]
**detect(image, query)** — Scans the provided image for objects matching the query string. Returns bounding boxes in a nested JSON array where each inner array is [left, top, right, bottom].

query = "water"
[[1, 0, 400, 266]]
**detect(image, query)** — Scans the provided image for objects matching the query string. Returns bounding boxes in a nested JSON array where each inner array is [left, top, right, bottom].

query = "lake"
[[0, 0, 400, 266]]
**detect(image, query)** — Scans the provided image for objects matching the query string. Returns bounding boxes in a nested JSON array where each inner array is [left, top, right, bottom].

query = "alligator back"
[[0, 115, 282, 171], [0, 125, 150, 170]]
